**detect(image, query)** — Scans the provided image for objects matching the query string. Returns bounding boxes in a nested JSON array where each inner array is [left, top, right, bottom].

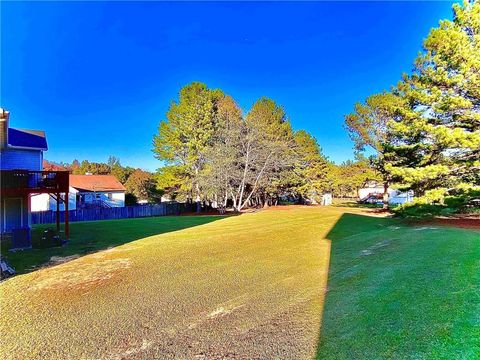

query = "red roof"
[[69, 175, 126, 192], [43, 160, 67, 171]]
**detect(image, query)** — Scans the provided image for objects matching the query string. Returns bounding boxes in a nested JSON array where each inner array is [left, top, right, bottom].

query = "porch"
[[1, 170, 70, 246]]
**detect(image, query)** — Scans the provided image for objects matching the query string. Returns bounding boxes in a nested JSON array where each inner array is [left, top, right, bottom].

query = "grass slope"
[[0, 207, 478, 359]]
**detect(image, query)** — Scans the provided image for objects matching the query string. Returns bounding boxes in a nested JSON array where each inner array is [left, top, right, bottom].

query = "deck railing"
[[0, 170, 69, 195]]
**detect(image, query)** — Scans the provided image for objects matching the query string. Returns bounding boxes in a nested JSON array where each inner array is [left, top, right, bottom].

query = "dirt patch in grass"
[[422, 215, 480, 230], [264, 205, 310, 211], [47, 254, 80, 266], [180, 210, 237, 216], [29, 256, 131, 292]]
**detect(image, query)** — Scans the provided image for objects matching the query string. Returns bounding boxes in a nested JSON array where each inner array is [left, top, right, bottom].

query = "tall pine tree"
[[153, 82, 223, 211], [387, 1, 480, 199]]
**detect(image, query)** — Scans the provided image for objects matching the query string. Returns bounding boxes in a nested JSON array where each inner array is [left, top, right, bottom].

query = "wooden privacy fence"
[[31, 203, 196, 224]]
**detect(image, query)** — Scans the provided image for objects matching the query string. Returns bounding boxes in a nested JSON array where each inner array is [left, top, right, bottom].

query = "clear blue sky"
[[1, 1, 455, 171]]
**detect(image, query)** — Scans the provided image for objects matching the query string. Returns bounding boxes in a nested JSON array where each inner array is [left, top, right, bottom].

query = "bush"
[[393, 193, 453, 217], [394, 186, 480, 218], [125, 193, 138, 206], [444, 188, 480, 210], [394, 203, 445, 218]]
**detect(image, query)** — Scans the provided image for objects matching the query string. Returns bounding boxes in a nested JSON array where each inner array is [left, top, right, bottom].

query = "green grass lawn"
[[317, 213, 480, 359], [0, 206, 478, 359], [1, 215, 224, 274]]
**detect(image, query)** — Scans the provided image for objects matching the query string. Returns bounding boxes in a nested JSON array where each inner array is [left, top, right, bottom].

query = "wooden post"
[[56, 193, 60, 232], [65, 191, 69, 239]]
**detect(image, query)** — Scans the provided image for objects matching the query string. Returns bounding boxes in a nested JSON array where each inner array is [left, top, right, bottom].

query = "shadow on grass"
[[2, 215, 231, 275], [316, 213, 480, 359]]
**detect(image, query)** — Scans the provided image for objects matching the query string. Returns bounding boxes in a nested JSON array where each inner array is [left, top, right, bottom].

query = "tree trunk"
[[239, 151, 273, 211], [383, 181, 389, 210], [196, 197, 201, 213], [223, 190, 228, 207], [262, 193, 269, 208], [194, 168, 201, 213], [237, 144, 251, 212], [231, 191, 238, 212]]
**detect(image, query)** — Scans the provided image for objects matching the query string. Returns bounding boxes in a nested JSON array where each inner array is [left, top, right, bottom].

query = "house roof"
[[69, 175, 126, 192], [8, 128, 48, 150], [43, 160, 67, 171]]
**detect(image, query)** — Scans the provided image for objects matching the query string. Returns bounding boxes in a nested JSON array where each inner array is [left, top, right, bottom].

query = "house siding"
[[31, 188, 78, 212], [30, 193, 50, 212], [31, 188, 126, 211], [79, 190, 125, 207], [358, 186, 414, 205], [1, 196, 30, 232], [0, 148, 42, 171], [358, 187, 385, 200], [110, 191, 125, 207]]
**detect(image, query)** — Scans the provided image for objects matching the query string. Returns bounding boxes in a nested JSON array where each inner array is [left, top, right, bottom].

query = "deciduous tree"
[[125, 169, 162, 203]]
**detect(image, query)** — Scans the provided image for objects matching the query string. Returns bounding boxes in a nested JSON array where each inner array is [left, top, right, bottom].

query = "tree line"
[[46, 154, 377, 210], [153, 83, 380, 211], [345, 1, 479, 212]]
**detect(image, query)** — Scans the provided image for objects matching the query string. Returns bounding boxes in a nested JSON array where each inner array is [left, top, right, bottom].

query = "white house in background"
[[70, 174, 126, 208], [31, 174, 126, 211], [358, 180, 414, 205], [31, 189, 77, 211]]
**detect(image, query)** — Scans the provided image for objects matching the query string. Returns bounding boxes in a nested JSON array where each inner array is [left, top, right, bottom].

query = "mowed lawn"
[[2, 215, 224, 274], [0, 207, 478, 359]]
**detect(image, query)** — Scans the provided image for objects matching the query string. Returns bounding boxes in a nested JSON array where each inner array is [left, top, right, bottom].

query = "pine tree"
[[387, 1, 480, 199], [290, 130, 331, 203], [153, 82, 223, 211]]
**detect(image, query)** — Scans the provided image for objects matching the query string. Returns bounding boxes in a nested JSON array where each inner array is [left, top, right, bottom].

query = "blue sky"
[[1, 1, 455, 171]]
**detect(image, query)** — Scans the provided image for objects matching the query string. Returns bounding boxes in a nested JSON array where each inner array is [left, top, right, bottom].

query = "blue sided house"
[[0, 109, 70, 247]]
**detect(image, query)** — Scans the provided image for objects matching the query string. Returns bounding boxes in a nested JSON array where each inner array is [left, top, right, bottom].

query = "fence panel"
[[31, 203, 195, 225]]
